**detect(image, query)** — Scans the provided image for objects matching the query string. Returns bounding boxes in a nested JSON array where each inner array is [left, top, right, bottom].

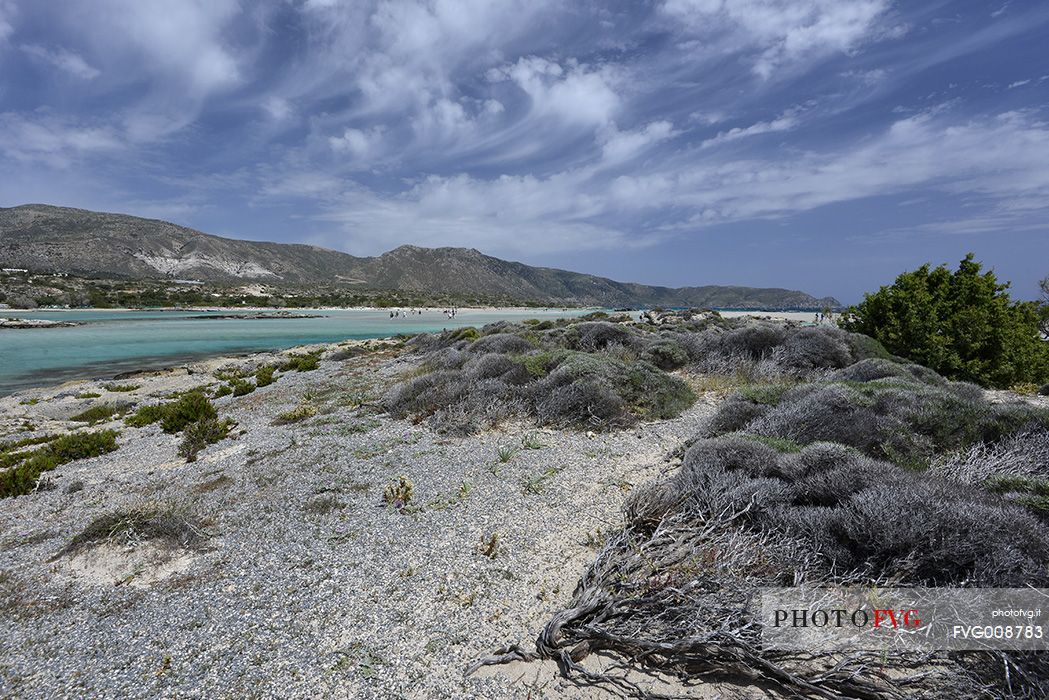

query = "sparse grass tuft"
[[58, 504, 208, 556], [522, 466, 562, 495], [275, 401, 318, 425], [496, 444, 518, 463], [74, 391, 102, 399], [521, 432, 544, 450]]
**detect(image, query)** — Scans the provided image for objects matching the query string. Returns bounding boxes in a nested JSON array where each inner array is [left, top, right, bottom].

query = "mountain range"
[[0, 204, 839, 309]]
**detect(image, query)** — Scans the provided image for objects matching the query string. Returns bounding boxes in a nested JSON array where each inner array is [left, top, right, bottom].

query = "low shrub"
[[74, 391, 101, 399], [707, 370, 1049, 470], [279, 353, 320, 372], [255, 365, 276, 387], [70, 403, 125, 423], [59, 505, 207, 556], [231, 378, 255, 397], [0, 430, 119, 498], [126, 392, 218, 433], [213, 384, 233, 398], [642, 339, 689, 370], [178, 416, 235, 462], [656, 436, 1049, 586], [103, 383, 140, 392], [275, 402, 318, 425]]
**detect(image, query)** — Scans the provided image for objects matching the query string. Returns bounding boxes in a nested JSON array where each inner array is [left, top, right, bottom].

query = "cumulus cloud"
[[490, 57, 620, 126]]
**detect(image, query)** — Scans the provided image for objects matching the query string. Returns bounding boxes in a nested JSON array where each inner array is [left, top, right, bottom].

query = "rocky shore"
[[0, 317, 79, 329]]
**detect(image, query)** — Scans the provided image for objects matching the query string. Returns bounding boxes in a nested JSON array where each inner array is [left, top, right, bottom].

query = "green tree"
[[839, 254, 1049, 388], [1038, 276, 1049, 338]]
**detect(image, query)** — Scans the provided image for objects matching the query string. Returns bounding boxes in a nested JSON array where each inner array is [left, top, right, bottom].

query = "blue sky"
[[1, 1, 1047, 303]]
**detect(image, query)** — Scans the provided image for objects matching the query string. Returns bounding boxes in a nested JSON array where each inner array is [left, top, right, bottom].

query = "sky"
[[1, 1, 1047, 303]]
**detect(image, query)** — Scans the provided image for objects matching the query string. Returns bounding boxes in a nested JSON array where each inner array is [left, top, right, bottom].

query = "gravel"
[[0, 342, 714, 699]]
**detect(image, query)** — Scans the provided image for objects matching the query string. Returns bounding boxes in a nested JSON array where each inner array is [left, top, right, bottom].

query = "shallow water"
[[0, 307, 591, 395]]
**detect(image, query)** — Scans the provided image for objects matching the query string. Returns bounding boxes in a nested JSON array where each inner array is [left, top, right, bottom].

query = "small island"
[[0, 317, 79, 329]]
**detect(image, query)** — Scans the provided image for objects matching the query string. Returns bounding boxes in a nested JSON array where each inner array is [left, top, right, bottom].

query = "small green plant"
[[70, 403, 124, 423], [19, 398, 40, 406], [103, 383, 140, 393], [522, 466, 562, 495], [521, 432, 543, 450], [75, 392, 102, 399], [213, 384, 233, 398], [496, 444, 518, 463], [382, 475, 414, 511], [1011, 382, 1040, 395], [178, 417, 235, 462]]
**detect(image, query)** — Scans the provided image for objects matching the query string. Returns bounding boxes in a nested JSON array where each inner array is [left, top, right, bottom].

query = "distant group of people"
[[387, 307, 460, 319], [389, 309, 424, 318], [814, 310, 833, 324]]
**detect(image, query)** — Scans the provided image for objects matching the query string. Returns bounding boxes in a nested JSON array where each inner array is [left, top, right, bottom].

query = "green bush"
[[178, 417, 234, 462], [255, 365, 276, 387], [125, 392, 217, 433], [213, 384, 233, 398], [0, 430, 119, 498], [279, 353, 320, 372], [840, 254, 1049, 388], [231, 379, 255, 397]]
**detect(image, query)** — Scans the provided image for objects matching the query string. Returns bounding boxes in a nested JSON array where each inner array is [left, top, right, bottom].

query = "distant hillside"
[[0, 204, 839, 309]]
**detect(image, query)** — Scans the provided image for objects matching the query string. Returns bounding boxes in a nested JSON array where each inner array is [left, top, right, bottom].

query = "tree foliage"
[[840, 254, 1049, 388]]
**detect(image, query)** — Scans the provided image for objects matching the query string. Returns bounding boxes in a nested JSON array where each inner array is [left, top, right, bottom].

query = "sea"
[[0, 307, 594, 396]]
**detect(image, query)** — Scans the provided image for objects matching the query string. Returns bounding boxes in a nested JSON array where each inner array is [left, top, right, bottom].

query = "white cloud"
[[329, 126, 386, 162], [0, 0, 15, 43], [0, 112, 122, 167], [299, 108, 1049, 256], [490, 57, 620, 126], [600, 121, 676, 164], [1008, 79, 1031, 89], [701, 110, 800, 148], [263, 97, 293, 121], [20, 44, 100, 79], [664, 0, 892, 77]]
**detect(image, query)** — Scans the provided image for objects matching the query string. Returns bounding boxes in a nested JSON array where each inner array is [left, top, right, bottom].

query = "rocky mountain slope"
[[0, 204, 839, 308]]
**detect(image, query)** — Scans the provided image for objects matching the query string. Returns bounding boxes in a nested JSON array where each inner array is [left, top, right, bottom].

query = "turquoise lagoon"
[[0, 307, 593, 395]]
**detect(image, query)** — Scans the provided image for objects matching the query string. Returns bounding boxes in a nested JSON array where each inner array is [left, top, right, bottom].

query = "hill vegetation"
[[0, 204, 838, 309]]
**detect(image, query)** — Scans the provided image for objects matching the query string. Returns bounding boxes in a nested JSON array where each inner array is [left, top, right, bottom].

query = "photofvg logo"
[[759, 587, 1049, 652]]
